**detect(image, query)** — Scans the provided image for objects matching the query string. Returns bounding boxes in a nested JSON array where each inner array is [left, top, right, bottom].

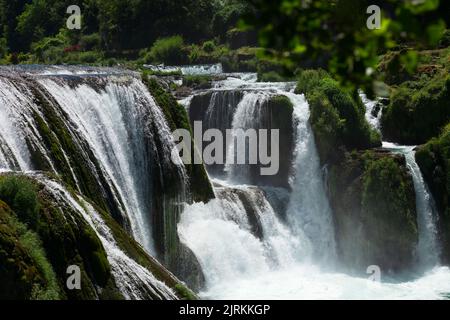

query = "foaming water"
[[0, 70, 188, 256], [382, 142, 441, 268], [179, 76, 450, 300], [360, 92, 382, 132], [285, 92, 336, 262]]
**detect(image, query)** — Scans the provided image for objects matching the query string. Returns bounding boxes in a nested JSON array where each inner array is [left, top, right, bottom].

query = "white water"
[[36, 175, 177, 300], [0, 77, 40, 170], [360, 92, 382, 132], [0, 72, 187, 255], [285, 92, 336, 262], [37, 77, 157, 251], [360, 93, 442, 268], [144, 63, 223, 75], [382, 142, 441, 268], [225, 91, 270, 182], [178, 77, 450, 300]]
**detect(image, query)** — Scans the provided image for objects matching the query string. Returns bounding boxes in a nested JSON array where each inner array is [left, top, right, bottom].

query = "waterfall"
[[178, 182, 305, 297], [180, 78, 339, 298], [179, 76, 450, 299], [225, 91, 270, 183], [144, 63, 223, 75], [360, 92, 382, 132], [0, 67, 188, 259], [382, 143, 441, 268], [284, 92, 336, 262], [34, 174, 177, 300], [360, 92, 441, 268]]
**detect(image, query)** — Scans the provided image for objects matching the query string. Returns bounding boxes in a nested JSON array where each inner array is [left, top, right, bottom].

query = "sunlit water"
[[179, 78, 450, 300]]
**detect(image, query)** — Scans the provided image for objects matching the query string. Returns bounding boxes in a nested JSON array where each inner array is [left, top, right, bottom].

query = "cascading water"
[[178, 75, 450, 299], [2, 66, 450, 299], [284, 92, 336, 262], [0, 66, 188, 261], [361, 93, 442, 268], [225, 91, 270, 183], [382, 143, 441, 268], [33, 174, 177, 300], [360, 92, 383, 132]]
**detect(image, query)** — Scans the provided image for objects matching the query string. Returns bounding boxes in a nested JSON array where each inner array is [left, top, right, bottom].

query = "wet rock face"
[[188, 91, 295, 188], [326, 151, 418, 275]]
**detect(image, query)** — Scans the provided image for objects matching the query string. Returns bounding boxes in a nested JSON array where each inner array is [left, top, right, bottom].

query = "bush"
[[439, 29, 450, 48], [182, 75, 212, 89], [79, 33, 101, 51], [202, 40, 216, 53], [382, 72, 450, 144], [0, 176, 39, 227], [258, 71, 285, 82], [146, 36, 188, 65], [295, 69, 330, 94]]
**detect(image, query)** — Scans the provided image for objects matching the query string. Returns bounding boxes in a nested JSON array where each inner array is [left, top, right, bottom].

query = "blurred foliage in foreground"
[[244, 0, 450, 96]]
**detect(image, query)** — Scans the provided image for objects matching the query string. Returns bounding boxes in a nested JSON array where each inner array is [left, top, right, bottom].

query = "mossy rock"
[[142, 74, 214, 203], [327, 151, 417, 274], [0, 201, 48, 299], [0, 172, 123, 300], [27, 81, 129, 228], [296, 70, 381, 165], [382, 72, 450, 145]]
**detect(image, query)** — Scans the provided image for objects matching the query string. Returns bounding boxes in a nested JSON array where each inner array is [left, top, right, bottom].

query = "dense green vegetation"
[[245, 0, 449, 96], [381, 48, 450, 144], [296, 69, 381, 164], [0, 174, 117, 300], [0, 176, 60, 300], [0, 0, 254, 66]]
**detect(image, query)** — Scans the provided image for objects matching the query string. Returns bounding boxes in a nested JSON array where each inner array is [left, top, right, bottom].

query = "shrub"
[[439, 29, 450, 48], [182, 75, 212, 89], [146, 36, 188, 65], [0, 200, 59, 300], [202, 40, 216, 53], [382, 72, 450, 144], [79, 33, 101, 51], [295, 69, 330, 94], [0, 176, 39, 227]]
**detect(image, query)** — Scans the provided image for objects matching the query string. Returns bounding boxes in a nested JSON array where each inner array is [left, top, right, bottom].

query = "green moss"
[[142, 74, 214, 203], [175, 284, 196, 300], [382, 71, 450, 144], [296, 70, 381, 164], [0, 200, 60, 300], [0, 175, 40, 228], [0, 173, 119, 300], [89, 199, 197, 300], [362, 155, 418, 239], [182, 75, 212, 90], [257, 71, 286, 82], [35, 183, 114, 300]]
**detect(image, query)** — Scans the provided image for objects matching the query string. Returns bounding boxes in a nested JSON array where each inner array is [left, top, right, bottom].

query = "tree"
[[244, 0, 449, 96]]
